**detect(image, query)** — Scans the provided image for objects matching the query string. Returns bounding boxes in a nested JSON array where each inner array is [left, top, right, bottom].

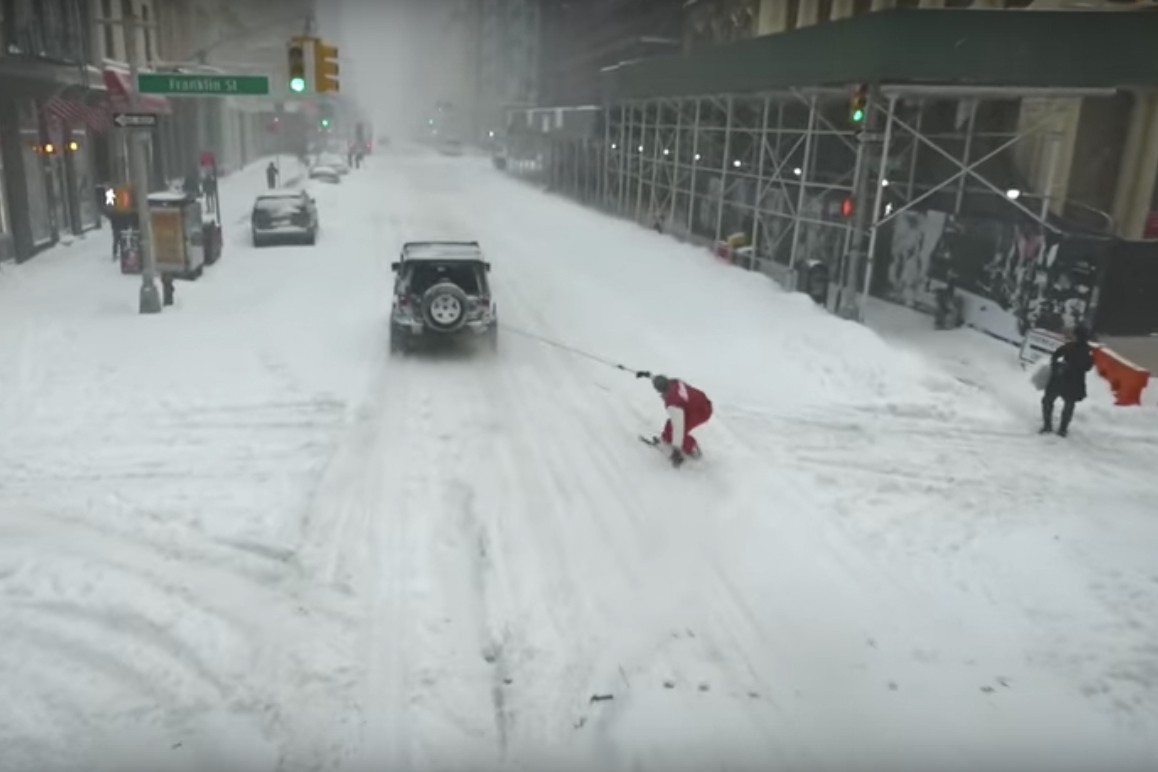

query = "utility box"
[[148, 192, 205, 280]]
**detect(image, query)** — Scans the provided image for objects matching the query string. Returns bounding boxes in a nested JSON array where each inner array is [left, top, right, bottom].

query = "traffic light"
[[288, 40, 306, 93], [319, 102, 334, 130], [850, 84, 867, 126], [841, 196, 855, 219], [314, 40, 339, 93]]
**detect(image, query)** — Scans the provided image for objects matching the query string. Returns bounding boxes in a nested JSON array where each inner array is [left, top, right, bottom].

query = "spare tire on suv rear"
[[421, 281, 469, 332]]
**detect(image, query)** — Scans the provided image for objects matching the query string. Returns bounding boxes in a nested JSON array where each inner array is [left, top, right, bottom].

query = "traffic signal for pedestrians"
[[841, 196, 855, 219], [314, 40, 339, 93], [849, 84, 867, 126], [288, 40, 307, 93]]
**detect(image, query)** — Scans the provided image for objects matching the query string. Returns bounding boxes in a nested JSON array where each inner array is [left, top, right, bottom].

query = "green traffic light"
[[852, 108, 865, 123], [290, 77, 306, 93], [321, 118, 331, 128]]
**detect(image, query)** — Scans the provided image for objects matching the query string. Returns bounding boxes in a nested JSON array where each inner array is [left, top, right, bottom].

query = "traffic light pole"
[[99, 9, 161, 313], [125, 10, 162, 314], [837, 90, 877, 321], [860, 94, 897, 309]]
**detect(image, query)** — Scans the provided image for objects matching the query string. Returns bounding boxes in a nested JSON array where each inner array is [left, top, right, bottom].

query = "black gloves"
[[635, 370, 652, 379], [669, 448, 684, 468]]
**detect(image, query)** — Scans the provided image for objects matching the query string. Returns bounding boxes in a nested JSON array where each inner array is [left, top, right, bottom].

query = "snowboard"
[[639, 435, 703, 463]]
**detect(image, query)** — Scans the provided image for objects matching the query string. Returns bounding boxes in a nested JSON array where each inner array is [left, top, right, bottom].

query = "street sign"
[[137, 73, 271, 96], [113, 112, 158, 129]]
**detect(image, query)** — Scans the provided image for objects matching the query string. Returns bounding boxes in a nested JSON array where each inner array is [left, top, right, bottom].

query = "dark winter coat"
[[1048, 341, 1095, 402]]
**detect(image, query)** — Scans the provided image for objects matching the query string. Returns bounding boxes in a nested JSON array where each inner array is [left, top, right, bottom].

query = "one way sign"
[[113, 112, 157, 129]]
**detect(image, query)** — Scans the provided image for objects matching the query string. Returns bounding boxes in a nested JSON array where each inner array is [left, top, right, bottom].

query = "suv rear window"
[[402, 261, 484, 296], [255, 197, 303, 215]]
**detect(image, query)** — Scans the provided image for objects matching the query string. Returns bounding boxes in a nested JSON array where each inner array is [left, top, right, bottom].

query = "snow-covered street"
[[2, 150, 1158, 772]]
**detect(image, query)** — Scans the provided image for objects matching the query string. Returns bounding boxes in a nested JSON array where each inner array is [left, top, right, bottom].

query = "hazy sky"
[[322, 0, 474, 137]]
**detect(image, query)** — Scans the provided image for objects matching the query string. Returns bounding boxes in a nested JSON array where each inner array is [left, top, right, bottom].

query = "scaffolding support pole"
[[714, 96, 734, 244], [648, 100, 664, 224], [639, 102, 648, 219], [788, 96, 818, 271], [861, 94, 898, 308], [905, 102, 923, 202], [687, 98, 702, 236], [602, 110, 611, 208], [617, 104, 628, 214], [955, 101, 977, 215], [1040, 131, 1060, 221], [750, 95, 771, 265], [669, 100, 684, 229]]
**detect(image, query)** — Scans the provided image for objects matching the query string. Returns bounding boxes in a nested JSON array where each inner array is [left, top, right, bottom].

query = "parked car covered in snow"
[[309, 165, 342, 185], [250, 189, 318, 247], [438, 138, 464, 157], [389, 241, 497, 354], [316, 152, 350, 175]]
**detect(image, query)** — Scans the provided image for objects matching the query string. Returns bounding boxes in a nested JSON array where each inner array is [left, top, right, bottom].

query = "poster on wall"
[[881, 209, 1102, 342]]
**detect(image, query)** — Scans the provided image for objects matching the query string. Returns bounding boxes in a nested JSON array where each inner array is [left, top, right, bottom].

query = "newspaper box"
[[148, 192, 205, 280]]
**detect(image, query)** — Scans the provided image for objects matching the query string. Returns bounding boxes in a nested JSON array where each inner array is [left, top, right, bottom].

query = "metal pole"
[[788, 95, 817, 271], [905, 102, 923, 201], [602, 109, 611, 208], [669, 100, 683, 229], [861, 95, 898, 307], [635, 102, 648, 221], [955, 100, 977, 215], [750, 96, 771, 266], [839, 91, 876, 319], [687, 99, 701, 236], [714, 96, 733, 244], [123, 5, 162, 313], [617, 104, 627, 213], [1040, 131, 1060, 221], [648, 100, 663, 226]]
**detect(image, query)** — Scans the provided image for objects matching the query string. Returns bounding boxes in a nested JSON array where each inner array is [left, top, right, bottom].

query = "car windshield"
[[402, 261, 483, 295]]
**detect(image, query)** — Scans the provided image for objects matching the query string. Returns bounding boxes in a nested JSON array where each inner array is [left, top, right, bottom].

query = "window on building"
[[100, 0, 113, 57]]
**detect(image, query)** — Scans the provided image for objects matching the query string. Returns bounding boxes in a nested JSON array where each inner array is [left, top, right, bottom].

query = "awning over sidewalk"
[[102, 68, 172, 114]]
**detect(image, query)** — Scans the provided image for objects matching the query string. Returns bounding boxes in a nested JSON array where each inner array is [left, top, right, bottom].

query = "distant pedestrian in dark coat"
[[1040, 324, 1095, 438], [266, 161, 279, 189]]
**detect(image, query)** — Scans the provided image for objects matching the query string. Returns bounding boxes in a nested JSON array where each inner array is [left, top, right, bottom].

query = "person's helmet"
[[652, 374, 670, 393]]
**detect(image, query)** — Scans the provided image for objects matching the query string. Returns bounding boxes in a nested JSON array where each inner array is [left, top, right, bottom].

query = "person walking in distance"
[[1041, 324, 1095, 438], [637, 371, 713, 467], [266, 161, 279, 189]]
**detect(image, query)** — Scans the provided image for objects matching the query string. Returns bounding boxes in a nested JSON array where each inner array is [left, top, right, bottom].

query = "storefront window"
[[18, 98, 53, 246], [71, 129, 98, 229]]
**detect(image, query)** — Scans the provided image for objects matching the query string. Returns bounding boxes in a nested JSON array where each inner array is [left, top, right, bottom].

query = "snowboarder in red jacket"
[[637, 372, 713, 467]]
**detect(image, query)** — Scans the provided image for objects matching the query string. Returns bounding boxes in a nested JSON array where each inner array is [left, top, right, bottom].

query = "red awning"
[[102, 68, 172, 115]]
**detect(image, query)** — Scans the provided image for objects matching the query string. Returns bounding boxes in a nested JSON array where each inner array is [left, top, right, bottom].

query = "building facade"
[[476, 0, 541, 140], [538, 0, 682, 108], [0, 0, 106, 261]]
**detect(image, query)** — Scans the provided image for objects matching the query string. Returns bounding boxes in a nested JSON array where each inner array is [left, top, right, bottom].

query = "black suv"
[[389, 241, 498, 354]]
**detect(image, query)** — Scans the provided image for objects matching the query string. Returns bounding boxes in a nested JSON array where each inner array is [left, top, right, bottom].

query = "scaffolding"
[[506, 84, 1117, 319]]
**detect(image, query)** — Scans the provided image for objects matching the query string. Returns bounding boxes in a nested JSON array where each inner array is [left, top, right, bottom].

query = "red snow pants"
[[661, 402, 713, 455]]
